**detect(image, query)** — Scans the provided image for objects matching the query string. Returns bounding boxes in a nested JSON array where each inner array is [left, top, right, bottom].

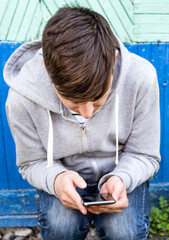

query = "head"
[[42, 6, 119, 118]]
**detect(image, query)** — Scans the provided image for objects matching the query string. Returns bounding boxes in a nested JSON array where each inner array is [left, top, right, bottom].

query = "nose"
[[78, 102, 94, 119]]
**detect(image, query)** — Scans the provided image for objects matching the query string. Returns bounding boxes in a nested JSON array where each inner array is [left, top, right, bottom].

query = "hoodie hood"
[[3, 38, 131, 113], [3, 38, 131, 167]]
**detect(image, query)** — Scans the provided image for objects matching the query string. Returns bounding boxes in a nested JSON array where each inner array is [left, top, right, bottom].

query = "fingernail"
[[81, 209, 86, 215], [80, 182, 86, 188]]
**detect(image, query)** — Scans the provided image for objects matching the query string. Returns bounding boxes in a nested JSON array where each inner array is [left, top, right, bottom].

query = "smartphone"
[[82, 192, 116, 207]]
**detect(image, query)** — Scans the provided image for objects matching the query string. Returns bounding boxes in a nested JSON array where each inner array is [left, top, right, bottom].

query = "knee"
[[96, 214, 149, 240], [38, 205, 88, 240]]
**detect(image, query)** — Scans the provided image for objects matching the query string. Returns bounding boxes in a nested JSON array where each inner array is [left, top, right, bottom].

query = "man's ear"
[[115, 50, 118, 59], [41, 58, 45, 65]]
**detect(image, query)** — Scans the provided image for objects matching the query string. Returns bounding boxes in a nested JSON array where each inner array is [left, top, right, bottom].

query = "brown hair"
[[42, 6, 119, 103]]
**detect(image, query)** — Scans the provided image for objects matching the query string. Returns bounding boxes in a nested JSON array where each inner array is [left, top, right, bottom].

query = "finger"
[[70, 172, 87, 189], [65, 185, 87, 215], [105, 176, 125, 202], [113, 194, 128, 209]]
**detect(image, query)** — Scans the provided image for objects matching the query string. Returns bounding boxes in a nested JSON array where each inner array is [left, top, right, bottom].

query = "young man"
[[4, 6, 160, 240]]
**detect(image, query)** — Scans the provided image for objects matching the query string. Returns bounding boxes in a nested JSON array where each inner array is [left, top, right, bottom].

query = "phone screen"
[[82, 192, 116, 206]]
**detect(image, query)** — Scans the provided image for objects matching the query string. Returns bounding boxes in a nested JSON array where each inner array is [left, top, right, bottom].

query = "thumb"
[[107, 176, 124, 201], [72, 173, 87, 189]]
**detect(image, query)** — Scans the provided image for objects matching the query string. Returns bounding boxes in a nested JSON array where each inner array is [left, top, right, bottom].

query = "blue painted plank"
[[137, 43, 152, 61], [1, 92, 22, 189], [0, 189, 38, 227], [0, 189, 38, 214], [162, 43, 169, 182], [0, 99, 8, 189], [0, 215, 37, 227], [125, 43, 138, 54]]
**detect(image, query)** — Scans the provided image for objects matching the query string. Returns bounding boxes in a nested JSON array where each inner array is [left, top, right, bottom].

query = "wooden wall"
[[0, 0, 169, 43]]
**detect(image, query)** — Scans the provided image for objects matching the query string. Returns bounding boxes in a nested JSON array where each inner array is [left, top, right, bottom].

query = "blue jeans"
[[37, 181, 150, 240]]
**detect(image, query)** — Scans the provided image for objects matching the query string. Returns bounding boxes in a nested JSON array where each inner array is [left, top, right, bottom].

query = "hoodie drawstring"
[[46, 94, 119, 168], [115, 93, 119, 165], [47, 109, 53, 168]]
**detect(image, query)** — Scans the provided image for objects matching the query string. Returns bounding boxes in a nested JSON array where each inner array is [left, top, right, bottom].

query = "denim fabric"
[[37, 181, 150, 240]]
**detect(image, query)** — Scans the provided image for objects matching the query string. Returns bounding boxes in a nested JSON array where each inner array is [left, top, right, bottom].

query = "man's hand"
[[54, 171, 87, 215], [87, 176, 128, 214]]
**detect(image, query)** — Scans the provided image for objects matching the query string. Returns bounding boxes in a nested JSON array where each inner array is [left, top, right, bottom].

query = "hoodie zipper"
[[80, 124, 88, 153], [62, 111, 101, 180]]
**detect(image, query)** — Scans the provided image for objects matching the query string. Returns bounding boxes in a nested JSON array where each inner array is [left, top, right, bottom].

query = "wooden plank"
[[64, 0, 91, 8], [110, 0, 134, 39], [0, 98, 8, 189], [134, 0, 169, 4], [134, 33, 169, 43], [137, 43, 152, 61], [0, 189, 38, 215], [134, 4, 169, 14], [0, 0, 19, 40], [134, 24, 169, 34], [6, 0, 30, 41], [53, 0, 67, 8], [0, 215, 37, 227], [25, 3, 42, 41], [1, 93, 23, 190], [150, 183, 169, 203], [162, 43, 169, 182], [135, 14, 169, 24], [151, 43, 167, 183], [96, 0, 130, 42], [0, 1, 9, 26], [41, 0, 58, 17], [0, 189, 38, 227], [16, 0, 39, 41], [125, 43, 138, 54], [119, 0, 134, 23]]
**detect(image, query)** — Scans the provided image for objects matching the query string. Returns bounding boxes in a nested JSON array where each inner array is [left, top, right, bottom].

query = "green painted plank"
[[134, 34, 169, 43], [6, 0, 30, 41], [97, 0, 130, 42], [134, 0, 169, 4], [135, 14, 169, 24], [119, 0, 134, 23], [0, 0, 19, 40], [25, 4, 42, 41], [110, 0, 134, 39], [41, 0, 58, 16], [0, 1, 9, 26], [135, 4, 169, 14], [64, 0, 90, 8], [134, 24, 169, 34], [16, 0, 39, 41], [53, 0, 68, 8]]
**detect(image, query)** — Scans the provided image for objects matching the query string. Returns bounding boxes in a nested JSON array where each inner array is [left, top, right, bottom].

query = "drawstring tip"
[[47, 163, 53, 168], [115, 158, 118, 165]]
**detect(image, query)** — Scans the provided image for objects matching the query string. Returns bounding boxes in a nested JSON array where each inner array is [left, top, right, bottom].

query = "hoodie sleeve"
[[6, 90, 68, 196], [99, 69, 161, 193]]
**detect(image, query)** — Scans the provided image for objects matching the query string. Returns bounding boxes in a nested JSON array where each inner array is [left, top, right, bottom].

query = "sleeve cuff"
[[98, 171, 132, 192], [46, 166, 68, 196]]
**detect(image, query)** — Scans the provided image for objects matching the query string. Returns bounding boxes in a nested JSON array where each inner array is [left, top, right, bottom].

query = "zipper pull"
[[80, 125, 85, 130]]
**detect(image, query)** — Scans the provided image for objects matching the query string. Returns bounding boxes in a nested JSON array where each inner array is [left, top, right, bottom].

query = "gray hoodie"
[[4, 38, 160, 196]]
